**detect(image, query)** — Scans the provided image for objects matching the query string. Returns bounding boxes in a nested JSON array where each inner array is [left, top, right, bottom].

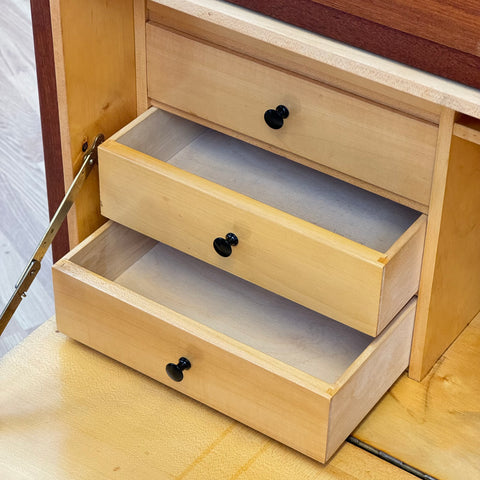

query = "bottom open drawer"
[[53, 221, 415, 463]]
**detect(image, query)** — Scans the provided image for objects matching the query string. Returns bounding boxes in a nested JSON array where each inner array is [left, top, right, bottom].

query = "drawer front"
[[53, 221, 416, 463], [146, 24, 438, 207], [99, 117, 426, 336]]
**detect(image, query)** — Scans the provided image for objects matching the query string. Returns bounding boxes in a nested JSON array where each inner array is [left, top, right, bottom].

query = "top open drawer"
[[98, 108, 425, 336], [146, 24, 438, 209]]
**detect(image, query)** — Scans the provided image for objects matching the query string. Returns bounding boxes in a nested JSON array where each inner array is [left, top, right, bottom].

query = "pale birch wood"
[[150, 99, 430, 213], [116, 109, 421, 252], [146, 25, 438, 207], [453, 115, 480, 146], [54, 262, 330, 461], [411, 122, 480, 379], [47, 0, 480, 379], [52, 220, 415, 462], [99, 111, 425, 335], [134, 0, 148, 114], [377, 216, 426, 334], [355, 312, 480, 480], [99, 142, 383, 335], [409, 108, 456, 380], [327, 299, 415, 460], [148, 0, 480, 119], [0, 317, 417, 479], [67, 221, 157, 279], [114, 241, 372, 383], [50, 0, 137, 247], [147, 0, 442, 124]]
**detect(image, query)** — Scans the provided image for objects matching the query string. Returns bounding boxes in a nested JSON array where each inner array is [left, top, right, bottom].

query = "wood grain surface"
[[355, 311, 480, 480], [412, 129, 480, 379], [30, 0, 69, 261], [148, 0, 480, 119], [53, 220, 417, 461], [50, 0, 137, 248], [146, 24, 438, 209], [99, 137, 421, 336], [225, 0, 480, 89], [453, 115, 480, 146], [0, 317, 416, 479], [312, 0, 480, 57], [0, 0, 55, 357]]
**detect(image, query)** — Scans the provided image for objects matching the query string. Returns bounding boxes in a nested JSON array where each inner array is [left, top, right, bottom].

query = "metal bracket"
[[0, 134, 104, 336]]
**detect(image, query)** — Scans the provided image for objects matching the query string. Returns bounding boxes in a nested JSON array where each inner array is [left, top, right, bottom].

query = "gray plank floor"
[[0, 0, 55, 357]]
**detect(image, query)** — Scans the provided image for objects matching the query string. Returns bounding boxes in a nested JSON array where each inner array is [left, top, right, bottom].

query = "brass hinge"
[[0, 134, 104, 336]]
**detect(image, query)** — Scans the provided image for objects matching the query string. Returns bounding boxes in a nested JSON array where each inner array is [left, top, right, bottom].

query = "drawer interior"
[[56, 220, 416, 461], [116, 109, 421, 252], [69, 222, 372, 384]]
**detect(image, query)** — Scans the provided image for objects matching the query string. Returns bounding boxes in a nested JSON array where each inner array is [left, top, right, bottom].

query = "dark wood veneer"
[[30, 0, 69, 261], [226, 0, 480, 90], [314, 0, 480, 58]]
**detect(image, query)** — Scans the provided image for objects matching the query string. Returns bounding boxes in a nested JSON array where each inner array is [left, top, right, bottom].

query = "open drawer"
[[98, 108, 426, 336], [53, 221, 416, 463]]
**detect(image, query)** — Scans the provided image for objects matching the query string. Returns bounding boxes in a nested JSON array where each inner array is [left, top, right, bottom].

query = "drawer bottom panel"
[[53, 221, 415, 462]]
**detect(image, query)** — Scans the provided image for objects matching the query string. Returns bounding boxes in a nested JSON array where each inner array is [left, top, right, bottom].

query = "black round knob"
[[264, 105, 289, 129], [166, 357, 191, 382], [213, 232, 238, 257]]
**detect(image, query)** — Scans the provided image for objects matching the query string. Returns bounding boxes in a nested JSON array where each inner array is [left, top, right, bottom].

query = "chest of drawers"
[[43, 0, 480, 464]]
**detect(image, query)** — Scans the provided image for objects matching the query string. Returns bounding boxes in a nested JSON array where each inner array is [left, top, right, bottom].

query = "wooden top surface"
[[152, 0, 480, 118], [0, 318, 415, 479], [355, 312, 480, 479], [225, 0, 480, 90]]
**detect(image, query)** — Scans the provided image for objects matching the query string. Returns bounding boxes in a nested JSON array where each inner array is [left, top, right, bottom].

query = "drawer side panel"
[[326, 299, 416, 460], [378, 216, 426, 333]]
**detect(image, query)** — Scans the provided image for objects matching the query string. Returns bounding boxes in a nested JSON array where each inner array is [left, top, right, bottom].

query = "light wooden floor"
[[0, 0, 54, 357]]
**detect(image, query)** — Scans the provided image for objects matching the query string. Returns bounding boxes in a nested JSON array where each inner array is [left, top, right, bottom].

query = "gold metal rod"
[[0, 134, 104, 336]]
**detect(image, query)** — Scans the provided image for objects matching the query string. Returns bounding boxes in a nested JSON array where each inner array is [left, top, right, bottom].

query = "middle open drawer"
[[98, 108, 426, 336]]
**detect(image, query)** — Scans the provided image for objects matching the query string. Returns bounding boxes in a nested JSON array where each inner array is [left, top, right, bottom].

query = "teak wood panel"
[[98, 123, 426, 336], [52, 221, 416, 463], [146, 25, 438, 208]]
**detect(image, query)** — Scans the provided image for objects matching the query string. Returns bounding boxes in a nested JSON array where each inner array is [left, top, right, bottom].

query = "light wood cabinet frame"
[[39, 0, 480, 385]]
